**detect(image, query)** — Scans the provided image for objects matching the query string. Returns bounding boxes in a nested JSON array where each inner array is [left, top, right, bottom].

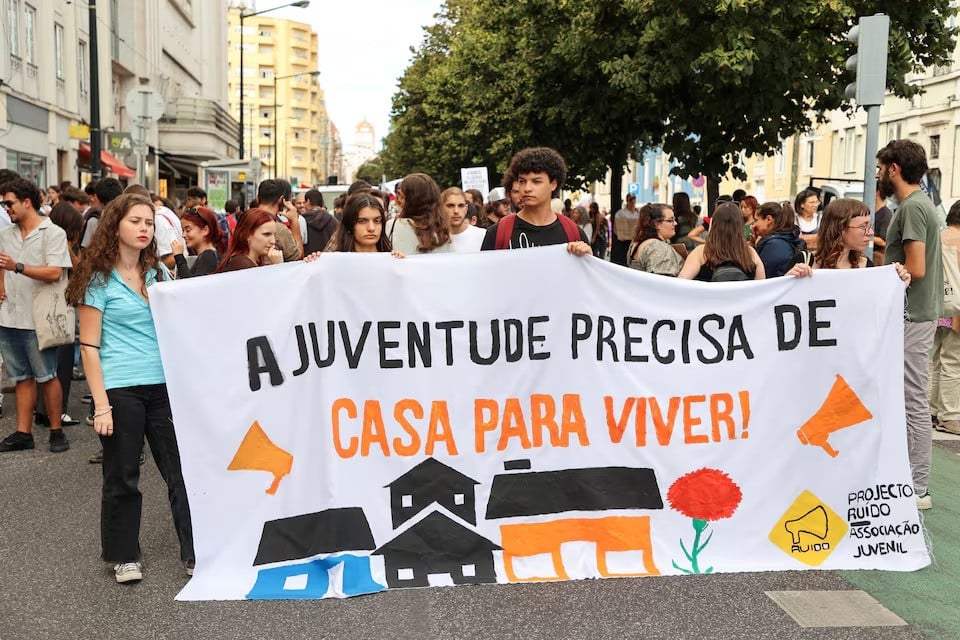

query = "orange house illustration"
[[485, 460, 664, 582]]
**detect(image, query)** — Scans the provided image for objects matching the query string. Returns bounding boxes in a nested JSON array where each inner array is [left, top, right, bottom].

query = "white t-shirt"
[[451, 225, 485, 253], [154, 206, 182, 257], [385, 218, 455, 255]]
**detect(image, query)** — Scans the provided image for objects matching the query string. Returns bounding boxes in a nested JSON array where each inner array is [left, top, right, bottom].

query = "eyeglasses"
[[661, 217, 677, 223], [846, 222, 874, 233]]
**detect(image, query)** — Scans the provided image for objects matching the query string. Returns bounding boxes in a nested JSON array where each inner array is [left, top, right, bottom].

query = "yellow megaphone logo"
[[769, 491, 847, 566], [227, 421, 293, 495]]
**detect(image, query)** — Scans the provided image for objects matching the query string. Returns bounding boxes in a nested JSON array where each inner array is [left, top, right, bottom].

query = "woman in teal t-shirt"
[[66, 193, 194, 585]]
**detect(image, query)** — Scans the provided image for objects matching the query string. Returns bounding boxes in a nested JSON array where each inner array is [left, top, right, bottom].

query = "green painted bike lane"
[[841, 444, 960, 639]]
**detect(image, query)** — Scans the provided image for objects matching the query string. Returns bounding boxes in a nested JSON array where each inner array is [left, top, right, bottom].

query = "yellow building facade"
[[227, 7, 334, 187]]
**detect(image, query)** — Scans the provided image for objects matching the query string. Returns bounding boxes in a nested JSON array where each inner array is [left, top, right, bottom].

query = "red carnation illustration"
[[667, 468, 743, 574]]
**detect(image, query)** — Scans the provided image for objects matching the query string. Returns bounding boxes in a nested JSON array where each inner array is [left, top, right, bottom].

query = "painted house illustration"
[[386, 457, 479, 528], [485, 461, 664, 582], [246, 507, 384, 599], [373, 511, 501, 588]]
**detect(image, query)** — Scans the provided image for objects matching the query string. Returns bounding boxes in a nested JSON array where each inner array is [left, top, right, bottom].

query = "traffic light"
[[845, 14, 890, 105]]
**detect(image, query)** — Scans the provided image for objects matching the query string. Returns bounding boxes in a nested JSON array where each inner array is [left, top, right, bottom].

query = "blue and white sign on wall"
[[627, 182, 641, 196]]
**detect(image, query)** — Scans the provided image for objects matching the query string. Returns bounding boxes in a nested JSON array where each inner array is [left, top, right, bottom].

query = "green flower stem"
[[690, 519, 705, 574]]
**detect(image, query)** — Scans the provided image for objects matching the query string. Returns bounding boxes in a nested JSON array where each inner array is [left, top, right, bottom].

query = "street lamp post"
[[273, 70, 320, 183], [238, 0, 310, 160]]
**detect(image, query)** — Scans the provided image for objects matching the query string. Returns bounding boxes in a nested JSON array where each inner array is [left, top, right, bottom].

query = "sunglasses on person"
[[1, 199, 17, 209]]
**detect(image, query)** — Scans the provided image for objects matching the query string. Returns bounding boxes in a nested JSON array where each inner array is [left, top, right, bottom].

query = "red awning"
[[78, 142, 137, 179]]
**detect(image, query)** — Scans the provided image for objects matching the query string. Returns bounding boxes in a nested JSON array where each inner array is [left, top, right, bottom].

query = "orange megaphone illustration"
[[227, 421, 294, 495], [796, 374, 873, 458]]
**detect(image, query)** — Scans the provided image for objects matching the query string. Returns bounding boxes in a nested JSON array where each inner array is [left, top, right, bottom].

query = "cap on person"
[[488, 187, 507, 203]]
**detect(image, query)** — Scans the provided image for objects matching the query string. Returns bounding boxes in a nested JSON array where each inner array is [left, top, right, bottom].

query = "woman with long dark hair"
[[679, 203, 765, 281], [386, 173, 453, 254], [671, 192, 700, 251], [588, 201, 608, 259], [216, 208, 282, 272], [65, 193, 193, 584], [754, 201, 805, 277], [171, 206, 225, 278], [626, 203, 682, 276], [324, 193, 394, 253]]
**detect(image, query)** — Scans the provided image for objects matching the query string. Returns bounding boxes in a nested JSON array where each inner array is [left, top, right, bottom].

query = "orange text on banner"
[[604, 391, 751, 447]]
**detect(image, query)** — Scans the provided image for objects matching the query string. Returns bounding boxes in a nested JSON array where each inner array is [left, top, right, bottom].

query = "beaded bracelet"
[[93, 406, 113, 418]]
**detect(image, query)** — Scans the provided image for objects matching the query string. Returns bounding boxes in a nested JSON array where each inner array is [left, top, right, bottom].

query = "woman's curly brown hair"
[[66, 193, 164, 305], [814, 198, 868, 269]]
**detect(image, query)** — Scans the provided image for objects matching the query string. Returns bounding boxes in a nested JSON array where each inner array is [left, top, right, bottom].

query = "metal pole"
[[273, 76, 278, 180], [863, 104, 880, 255], [239, 12, 245, 160], [89, 1, 103, 179]]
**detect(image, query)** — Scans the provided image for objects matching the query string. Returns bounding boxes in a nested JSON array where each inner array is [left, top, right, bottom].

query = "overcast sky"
[[249, 0, 444, 152]]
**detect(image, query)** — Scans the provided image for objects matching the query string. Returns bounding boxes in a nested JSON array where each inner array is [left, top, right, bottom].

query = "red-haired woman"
[[171, 206, 226, 278], [216, 208, 283, 272]]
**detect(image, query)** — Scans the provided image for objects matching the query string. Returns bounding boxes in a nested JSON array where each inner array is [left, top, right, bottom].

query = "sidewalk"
[[840, 433, 960, 639]]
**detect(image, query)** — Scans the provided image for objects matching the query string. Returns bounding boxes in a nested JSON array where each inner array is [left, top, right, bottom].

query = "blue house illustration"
[[246, 507, 384, 599]]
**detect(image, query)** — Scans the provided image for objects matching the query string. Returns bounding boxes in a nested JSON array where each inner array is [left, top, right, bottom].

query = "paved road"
[[0, 382, 955, 640]]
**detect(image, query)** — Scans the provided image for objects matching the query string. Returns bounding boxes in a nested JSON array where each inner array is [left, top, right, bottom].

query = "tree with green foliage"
[[355, 158, 385, 185], [383, 0, 956, 210]]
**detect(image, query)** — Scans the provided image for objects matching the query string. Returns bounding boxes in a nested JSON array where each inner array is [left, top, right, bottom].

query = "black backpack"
[[711, 261, 750, 282]]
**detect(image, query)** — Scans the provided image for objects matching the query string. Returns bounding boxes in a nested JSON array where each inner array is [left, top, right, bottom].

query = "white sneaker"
[[916, 492, 932, 510], [114, 562, 143, 584]]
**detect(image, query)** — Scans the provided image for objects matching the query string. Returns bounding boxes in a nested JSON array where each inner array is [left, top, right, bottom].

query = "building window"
[[260, 68, 273, 79], [454, 493, 465, 505], [806, 140, 815, 170], [775, 142, 786, 175], [24, 4, 35, 64], [461, 564, 476, 577], [401, 495, 413, 508], [397, 568, 414, 581], [259, 29, 273, 38], [930, 134, 941, 160], [8, 0, 20, 57], [6, 150, 45, 188], [78, 41, 88, 96], [843, 128, 856, 172], [54, 24, 64, 79], [886, 122, 902, 144]]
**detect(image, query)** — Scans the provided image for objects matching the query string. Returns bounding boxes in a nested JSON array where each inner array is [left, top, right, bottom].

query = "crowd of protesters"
[[0, 139, 949, 586]]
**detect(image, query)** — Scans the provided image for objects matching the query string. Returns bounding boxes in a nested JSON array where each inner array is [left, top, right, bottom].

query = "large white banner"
[[150, 247, 929, 601]]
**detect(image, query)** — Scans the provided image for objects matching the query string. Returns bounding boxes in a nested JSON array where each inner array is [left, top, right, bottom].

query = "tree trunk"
[[609, 146, 630, 266], [706, 175, 720, 216]]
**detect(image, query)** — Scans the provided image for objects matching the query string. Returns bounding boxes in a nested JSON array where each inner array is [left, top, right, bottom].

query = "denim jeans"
[[100, 384, 194, 564]]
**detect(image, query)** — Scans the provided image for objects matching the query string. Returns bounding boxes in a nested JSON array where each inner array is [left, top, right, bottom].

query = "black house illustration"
[[247, 508, 384, 599], [386, 457, 479, 528], [485, 463, 664, 519], [373, 511, 501, 588], [253, 507, 376, 565]]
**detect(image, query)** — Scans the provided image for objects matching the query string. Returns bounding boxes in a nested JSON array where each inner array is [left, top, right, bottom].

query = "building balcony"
[[158, 98, 240, 160]]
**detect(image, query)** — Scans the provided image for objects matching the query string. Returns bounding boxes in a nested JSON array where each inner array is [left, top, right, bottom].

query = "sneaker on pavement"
[[916, 492, 932, 510], [88, 449, 103, 464], [81, 393, 92, 405], [184, 560, 195, 577], [114, 562, 143, 584], [0, 431, 35, 452], [48, 429, 69, 453], [85, 414, 94, 426], [60, 413, 80, 426], [935, 420, 960, 435]]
